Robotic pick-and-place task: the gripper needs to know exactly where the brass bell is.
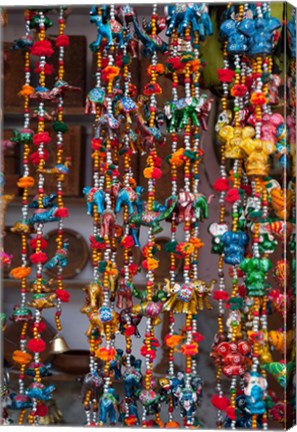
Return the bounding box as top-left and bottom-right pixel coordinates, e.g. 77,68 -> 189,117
49,334 -> 70,354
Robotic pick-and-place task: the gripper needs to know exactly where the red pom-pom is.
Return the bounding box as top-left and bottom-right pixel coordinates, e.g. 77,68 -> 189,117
56,289 -> 70,302
231,84 -> 247,97
192,331 -> 204,342
217,69 -> 235,83
226,406 -> 237,420
128,263 -> 139,276
121,235 -> 135,249
27,338 -> 46,353
29,150 -> 49,165
89,236 -> 106,250
140,346 -> 156,360
213,290 -> 229,301
31,40 -> 54,57
124,325 -> 136,336
30,236 -> 48,250
213,178 -> 230,192
30,252 -> 48,264
152,155 -> 162,167
240,184 -> 252,195
91,138 -> 103,151
31,321 -> 47,333
225,188 -> 240,203
55,34 -> 70,47
35,403 -> 48,417
151,167 -> 162,179
34,62 -> 54,75
33,132 -> 51,146
55,207 -> 69,218
238,285 -> 246,297
211,395 -> 230,410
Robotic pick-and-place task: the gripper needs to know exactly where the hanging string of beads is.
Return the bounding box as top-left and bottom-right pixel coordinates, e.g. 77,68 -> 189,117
9,8 -> 34,425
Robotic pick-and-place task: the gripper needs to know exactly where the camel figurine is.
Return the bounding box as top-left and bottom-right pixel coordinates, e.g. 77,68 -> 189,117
83,281 -> 104,309
163,278 -> 216,313
81,305 -> 118,338
38,158 -> 71,181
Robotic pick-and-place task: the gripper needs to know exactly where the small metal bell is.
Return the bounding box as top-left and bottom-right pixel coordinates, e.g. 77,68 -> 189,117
49,334 -> 70,354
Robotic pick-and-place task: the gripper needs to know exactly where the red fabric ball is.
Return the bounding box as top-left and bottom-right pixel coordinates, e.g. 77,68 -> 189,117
231,84 -> 247,97
121,235 -> 135,249
29,150 -> 49,165
213,290 -> 229,301
124,325 -> 135,337
128,263 -> 139,276
55,34 -> 70,47
28,338 -> 46,353
31,321 -> 47,334
34,62 -> 54,75
35,403 -> 48,417
33,132 -> 51,146
217,69 -> 235,83
211,395 -> 230,410
31,40 -> 54,57
30,252 -> 48,264
225,188 -> 240,203
56,289 -> 70,303
151,167 -> 162,179
213,178 -> 230,192
140,346 -> 156,360
30,237 -> 48,250
226,406 -> 237,421
55,207 -> 69,218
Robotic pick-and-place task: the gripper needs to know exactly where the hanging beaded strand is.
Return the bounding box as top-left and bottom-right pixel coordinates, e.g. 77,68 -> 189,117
27,10 -> 54,425
140,4 -> 160,426
53,6 -> 70,339
167,27 -> 179,427
211,17 -> 231,428
12,9 -> 33,425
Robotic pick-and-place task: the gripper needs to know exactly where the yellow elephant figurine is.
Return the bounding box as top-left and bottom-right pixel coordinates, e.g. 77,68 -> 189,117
219,125 -> 255,159
239,138 -> 276,177
269,329 -> 294,353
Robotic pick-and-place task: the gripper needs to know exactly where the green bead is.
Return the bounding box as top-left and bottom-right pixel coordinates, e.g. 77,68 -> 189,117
234,107 -> 239,112
232,213 -> 239,218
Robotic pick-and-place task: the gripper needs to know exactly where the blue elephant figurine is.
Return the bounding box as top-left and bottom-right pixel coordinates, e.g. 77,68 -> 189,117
238,17 -> 281,56
244,372 -> 267,415
83,186 -> 105,215
220,19 -> 249,55
10,393 -> 32,410
123,359 -> 142,398
109,348 -> 124,380
99,388 -> 119,425
25,362 -> 52,377
221,230 -> 249,265
114,185 -> 140,215
177,388 -> 198,425
29,206 -> 61,225
118,396 -> 140,425
166,4 -> 213,40
25,383 -> 55,401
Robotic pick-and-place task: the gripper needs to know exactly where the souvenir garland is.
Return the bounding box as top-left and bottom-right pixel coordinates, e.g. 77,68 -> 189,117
3,3 -> 296,429
8,7 -> 73,424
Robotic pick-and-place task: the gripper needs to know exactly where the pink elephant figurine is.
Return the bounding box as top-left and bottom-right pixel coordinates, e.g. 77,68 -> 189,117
100,209 -> 116,238
248,112 -> 284,144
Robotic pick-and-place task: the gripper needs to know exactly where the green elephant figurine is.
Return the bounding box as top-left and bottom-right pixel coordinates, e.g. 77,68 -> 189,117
165,95 -> 210,133
240,257 -> 272,296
